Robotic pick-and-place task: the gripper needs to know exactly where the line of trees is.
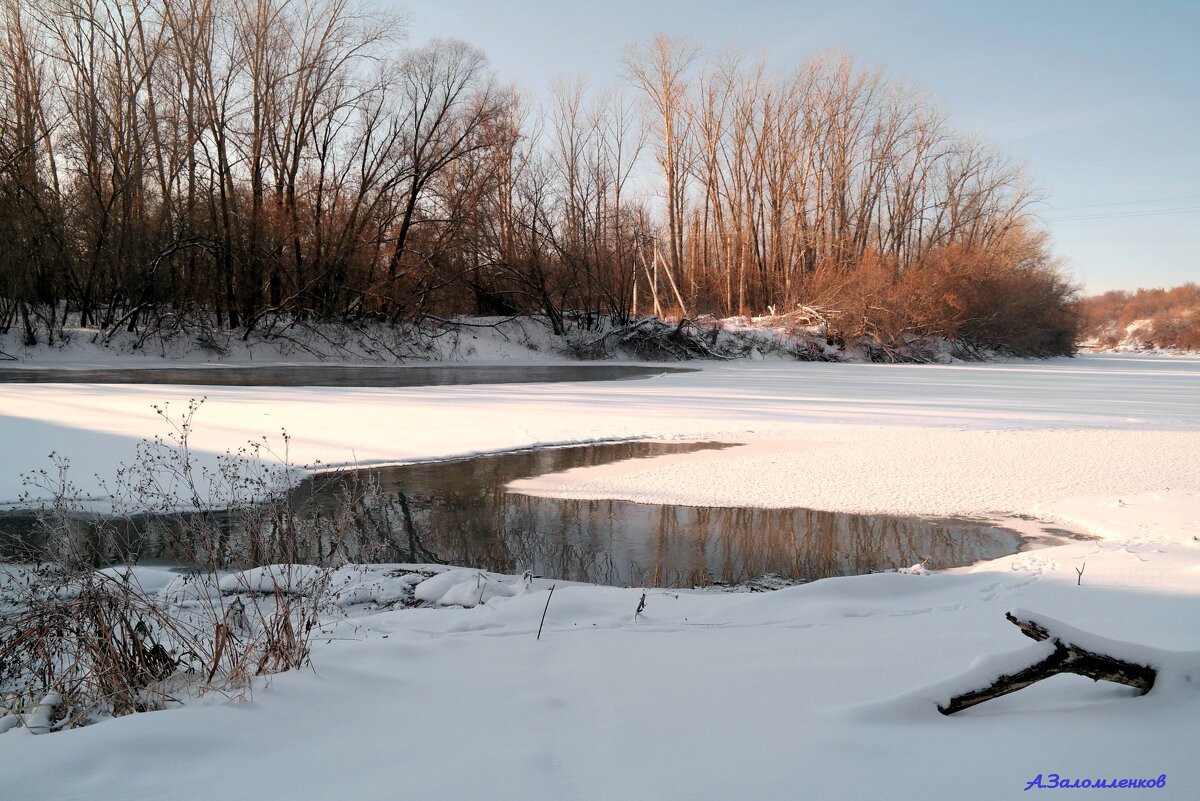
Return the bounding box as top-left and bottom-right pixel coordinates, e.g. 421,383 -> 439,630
0,0 -> 1079,355
1080,283 -> 1200,350
624,37 -> 1077,353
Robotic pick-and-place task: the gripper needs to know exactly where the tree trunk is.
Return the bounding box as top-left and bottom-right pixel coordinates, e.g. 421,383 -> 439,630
938,612 -> 1157,715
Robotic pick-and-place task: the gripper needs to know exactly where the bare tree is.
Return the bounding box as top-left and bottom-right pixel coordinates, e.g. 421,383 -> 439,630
624,34 -> 698,297
0,6 -> 1077,357
382,38 -> 504,316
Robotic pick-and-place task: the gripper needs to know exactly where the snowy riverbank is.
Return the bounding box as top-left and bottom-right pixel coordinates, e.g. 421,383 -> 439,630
1,352 -> 1198,799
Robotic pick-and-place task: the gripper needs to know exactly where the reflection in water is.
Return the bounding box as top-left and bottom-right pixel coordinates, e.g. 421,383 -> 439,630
0,364 -> 689,387
2,441 -> 1024,587
297,442 -> 1023,587
376,497 -> 1020,588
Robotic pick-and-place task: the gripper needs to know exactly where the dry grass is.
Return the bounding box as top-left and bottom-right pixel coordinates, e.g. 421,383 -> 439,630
0,400 -> 379,733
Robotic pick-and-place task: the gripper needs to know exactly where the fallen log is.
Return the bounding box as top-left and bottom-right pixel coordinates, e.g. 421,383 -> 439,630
937,611 -> 1157,715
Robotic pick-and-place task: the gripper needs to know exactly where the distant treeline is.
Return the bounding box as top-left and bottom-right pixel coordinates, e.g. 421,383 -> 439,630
0,0 -> 1077,355
1080,283 -> 1200,350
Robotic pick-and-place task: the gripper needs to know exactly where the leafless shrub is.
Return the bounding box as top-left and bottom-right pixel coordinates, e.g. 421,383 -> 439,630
1079,283 -> 1200,351
1,400 -> 381,733
0,567 -> 183,729
796,236 -> 1079,358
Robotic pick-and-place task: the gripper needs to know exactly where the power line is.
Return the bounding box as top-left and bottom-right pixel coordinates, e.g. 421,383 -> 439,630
1044,205 -> 1200,222
1046,193 -> 1200,212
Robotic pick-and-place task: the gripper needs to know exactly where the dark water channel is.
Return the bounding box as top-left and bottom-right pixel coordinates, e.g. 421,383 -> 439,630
305,442 -> 1025,586
0,441 -> 1028,588
0,364 -> 689,387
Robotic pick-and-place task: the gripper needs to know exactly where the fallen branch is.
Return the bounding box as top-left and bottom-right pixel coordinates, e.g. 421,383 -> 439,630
937,611 -> 1157,715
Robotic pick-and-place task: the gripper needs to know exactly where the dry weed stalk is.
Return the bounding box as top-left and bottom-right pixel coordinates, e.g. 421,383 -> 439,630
1,400 -> 379,733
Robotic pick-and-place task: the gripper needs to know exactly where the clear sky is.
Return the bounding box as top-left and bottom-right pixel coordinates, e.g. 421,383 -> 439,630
395,0 -> 1198,295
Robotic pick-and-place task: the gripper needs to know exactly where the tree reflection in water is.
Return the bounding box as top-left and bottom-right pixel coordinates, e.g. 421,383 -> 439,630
2,441 -> 1024,587
298,442 -> 1023,587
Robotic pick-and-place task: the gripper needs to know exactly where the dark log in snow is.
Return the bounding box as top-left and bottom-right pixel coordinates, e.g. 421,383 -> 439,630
937,611 -> 1157,715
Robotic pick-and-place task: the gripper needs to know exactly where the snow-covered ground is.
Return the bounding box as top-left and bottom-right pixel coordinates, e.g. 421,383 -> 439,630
1,351 -> 1198,799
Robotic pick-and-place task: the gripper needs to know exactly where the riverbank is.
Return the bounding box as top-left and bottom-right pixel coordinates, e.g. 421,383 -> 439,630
0,314 -> 824,367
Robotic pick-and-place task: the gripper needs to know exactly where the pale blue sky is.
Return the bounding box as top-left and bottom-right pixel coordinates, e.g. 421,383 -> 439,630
398,0 -> 1198,294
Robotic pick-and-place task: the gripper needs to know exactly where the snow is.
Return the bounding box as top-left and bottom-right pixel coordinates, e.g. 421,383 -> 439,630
324,568 -> 425,608
216,564 -> 326,595
412,568 -> 533,607
426,572 -> 528,607
0,316 -> 579,369
1,349 -> 1199,799
3,354 -> 1197,515
4,565 -> 1199,799
920,638 -> 1061,708
1002,608 -> 1192,670
914,608 -> 1200,711
158,573 -> 222,606
96,564 -> 181,594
